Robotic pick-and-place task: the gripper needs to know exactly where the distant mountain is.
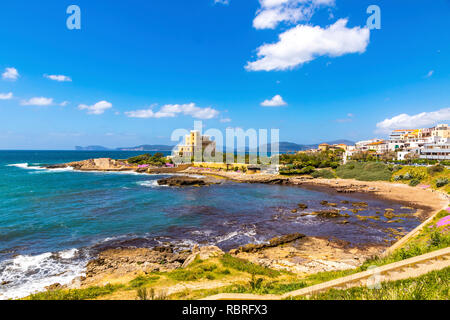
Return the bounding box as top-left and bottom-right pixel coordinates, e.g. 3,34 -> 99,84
76,140 -> 355,153
75,145 -> 175,152
75,146 -> 112,151
324,139 -> 355,146
115,145 -> 175,151
246,142 -> 313,153
259,140 -> 355,153
262,142 -> 314,153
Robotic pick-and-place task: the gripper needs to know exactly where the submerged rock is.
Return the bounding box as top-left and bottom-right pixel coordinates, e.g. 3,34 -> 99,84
297,203 -> 308,210
45,164 -> 68,169
352,202 -> 368,207
311,210 -> 349,218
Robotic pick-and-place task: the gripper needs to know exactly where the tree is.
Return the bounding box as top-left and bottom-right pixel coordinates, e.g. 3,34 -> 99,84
404,152 -> 419,164
379,151 -> 396,162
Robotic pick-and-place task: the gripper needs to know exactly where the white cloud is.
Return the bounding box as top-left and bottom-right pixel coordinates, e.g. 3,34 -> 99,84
214,0 -> 229,4
220,118 -> 232,123
44,74 -> 72,82
253,0 -> 335,30
2,67 -> 19,81
125,103 -> 219,120
21,97 -> 54,106
246,19 -> 370,71
425,70 -> 434,78
78,101 -> 112,115
0,92 -> 13,100
376,108 -> 450,134
60,101 -> 69,107
261,94 -> 287,107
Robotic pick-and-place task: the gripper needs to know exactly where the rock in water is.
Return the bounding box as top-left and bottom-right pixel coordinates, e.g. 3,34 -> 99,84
233,233 -> 305,253
297,203 -> 308,210
157,176 -> 210,187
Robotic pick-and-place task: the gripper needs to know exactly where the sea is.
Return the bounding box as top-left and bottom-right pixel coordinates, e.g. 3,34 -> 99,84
0,150 -> 420,299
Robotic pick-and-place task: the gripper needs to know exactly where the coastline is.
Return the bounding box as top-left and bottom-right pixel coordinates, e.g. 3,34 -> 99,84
8,159 -> 447,299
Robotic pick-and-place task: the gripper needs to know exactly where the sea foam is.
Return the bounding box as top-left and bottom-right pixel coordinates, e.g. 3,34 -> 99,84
0,249 -> 87,300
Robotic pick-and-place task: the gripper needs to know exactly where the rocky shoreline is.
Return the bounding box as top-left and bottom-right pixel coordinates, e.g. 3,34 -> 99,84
70,232 -> 384,291
39,158 -> 448,294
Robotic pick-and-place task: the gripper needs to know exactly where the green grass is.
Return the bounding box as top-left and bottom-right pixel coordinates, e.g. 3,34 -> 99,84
311,169 -> 336,179
129,275 -> 160,288
25,284 -> 124,300
220,254 -> 281,278
336,161 -> 392,181
295,267 -> 449,300
166,262 -> 222,281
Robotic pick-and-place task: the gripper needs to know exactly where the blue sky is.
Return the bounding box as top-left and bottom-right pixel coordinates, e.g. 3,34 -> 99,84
0,0 -> 449,149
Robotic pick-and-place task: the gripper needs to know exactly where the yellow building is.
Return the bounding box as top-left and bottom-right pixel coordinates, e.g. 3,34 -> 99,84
318,143 -> 330,152
432,124 -> 450,138
334,144 -> 348,151
175,130 -> 216,157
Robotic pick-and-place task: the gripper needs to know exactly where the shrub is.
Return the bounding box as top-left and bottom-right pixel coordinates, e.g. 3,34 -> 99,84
127,153 -> 167,166
129,275 -> 160,288
436,178 -> 449,188
280,166 -> 316,176
249,274 -> 264,291
409,179 -> 420,187
427,165 -> 444,175
311,169 -> 336,179
136,288 -> 168,300
336,162 -> 392,181
299,166 -> 315,175
220,254 -> 280,277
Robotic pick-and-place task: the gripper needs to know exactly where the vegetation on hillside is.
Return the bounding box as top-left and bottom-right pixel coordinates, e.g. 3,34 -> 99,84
311,169 -> 337,179
392,164 -> 450,192
296,267 -> 449,300
127,153 -> 171,166
24,208 -> 449,300
279,151 -> 342,175
335,161 -> 393,181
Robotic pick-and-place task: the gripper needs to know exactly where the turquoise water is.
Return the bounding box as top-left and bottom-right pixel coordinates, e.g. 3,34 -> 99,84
0,151 -> 419,299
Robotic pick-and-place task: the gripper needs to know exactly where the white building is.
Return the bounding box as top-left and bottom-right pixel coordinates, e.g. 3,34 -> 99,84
419,137 -> 450,160
355,139 -> 384,151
